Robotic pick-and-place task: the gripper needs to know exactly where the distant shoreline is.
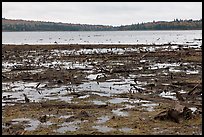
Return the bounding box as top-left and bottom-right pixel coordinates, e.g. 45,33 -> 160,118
2,18 -> 202,31
2,29 -> 202,32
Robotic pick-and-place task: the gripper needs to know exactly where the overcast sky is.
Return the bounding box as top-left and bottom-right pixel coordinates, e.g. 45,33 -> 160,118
2,2 -> 202,26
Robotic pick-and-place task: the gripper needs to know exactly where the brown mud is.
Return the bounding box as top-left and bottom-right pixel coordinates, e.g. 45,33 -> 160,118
2,44 -> 202,135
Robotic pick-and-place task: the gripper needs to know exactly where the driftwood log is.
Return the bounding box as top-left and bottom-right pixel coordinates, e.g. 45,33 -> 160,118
154,103 -> 194,123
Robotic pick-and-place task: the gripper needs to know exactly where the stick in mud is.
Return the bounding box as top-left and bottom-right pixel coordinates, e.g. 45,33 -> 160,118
23,94 -> 30,103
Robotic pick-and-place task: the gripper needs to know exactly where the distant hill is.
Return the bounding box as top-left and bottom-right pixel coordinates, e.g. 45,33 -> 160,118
2,18 -> 202,31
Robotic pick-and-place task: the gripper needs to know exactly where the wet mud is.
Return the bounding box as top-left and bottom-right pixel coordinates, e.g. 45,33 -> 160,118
2,43 -> 202,135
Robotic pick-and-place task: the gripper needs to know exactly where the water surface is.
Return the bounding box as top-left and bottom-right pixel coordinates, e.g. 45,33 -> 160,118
2,30 -> 202,45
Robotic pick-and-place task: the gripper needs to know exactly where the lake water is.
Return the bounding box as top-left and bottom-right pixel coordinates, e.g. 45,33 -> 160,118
2,30 -> 202,45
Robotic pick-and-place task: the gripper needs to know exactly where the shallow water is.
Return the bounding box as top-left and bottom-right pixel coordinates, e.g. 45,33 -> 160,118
92,100 -> 107,105
56,120 -> 82,133
112,108 -> 129,117
108,97 -> 129,104
11,118 -> 53,131
159,91 -> 176,100
2,32 -> 202,136
119,127 -> 133,133
95,116 -> 110,124
2,81 -> 74,105
92,125 -> 115,133
141,103 -> 159,111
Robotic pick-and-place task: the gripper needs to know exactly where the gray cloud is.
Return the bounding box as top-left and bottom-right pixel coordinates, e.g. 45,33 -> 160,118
2,2 -> 202,26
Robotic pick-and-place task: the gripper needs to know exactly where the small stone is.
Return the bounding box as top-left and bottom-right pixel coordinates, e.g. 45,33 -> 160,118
57,79 -> 63,84
39,115 -> 47,123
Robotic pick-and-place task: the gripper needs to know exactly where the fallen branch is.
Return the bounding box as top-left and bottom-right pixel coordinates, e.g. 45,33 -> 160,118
188,82 -> 201,95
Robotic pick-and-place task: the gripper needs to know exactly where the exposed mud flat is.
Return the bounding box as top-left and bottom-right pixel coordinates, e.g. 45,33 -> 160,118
2,43 -> 202,135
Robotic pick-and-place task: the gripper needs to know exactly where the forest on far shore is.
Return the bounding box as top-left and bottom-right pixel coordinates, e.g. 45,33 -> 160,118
2,18 -> 202,31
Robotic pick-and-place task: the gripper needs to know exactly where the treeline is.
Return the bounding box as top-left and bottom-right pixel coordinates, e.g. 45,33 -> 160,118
2,18 -> 114,31
2,18 -> 202,31
117,19 -> 202,30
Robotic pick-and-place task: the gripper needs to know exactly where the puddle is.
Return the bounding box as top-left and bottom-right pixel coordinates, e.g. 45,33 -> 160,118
169,68 -> 182,73
136,73 -> 156,77
95,116 -> 110,124
56,125 -> 78,133
178,90 -> 187,94
189,107 -> 197,113
56,120 -> 82,133
186,70 -> 199,74
92,92 -> 112,97
112,108 -> 129,117
108,97 -> 129,104
159,91 -> 176,100
86,73 -> 104,80
78,80 -> 131,94
169,68 -> 199,75
127,99 -> 150,104
26,120 -> 53,131
140,59 -> 148,63
59,115 -> 74,119
92,100 -> 107,105
152,127 -> 170,134
92,125 -> 115,133
141,103 -> 159,111
149,63 -> 180,70
11,118 -> 31,125
10,118 -> 53,131
78,95 -> 90,99
124,104 -> 135,109
119,127 -> 133,133
2,81 -> 74,104
170,45 -> 179,50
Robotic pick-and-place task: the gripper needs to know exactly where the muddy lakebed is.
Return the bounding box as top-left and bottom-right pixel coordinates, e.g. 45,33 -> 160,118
2,43 -> 202,135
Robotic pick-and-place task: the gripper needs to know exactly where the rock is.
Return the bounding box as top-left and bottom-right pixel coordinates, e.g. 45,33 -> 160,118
65,116 -> 76,122
154,110 -> 168,121
57,79 -> 63,84
167,109 -> 180,123
174,102 -> 185,113
175,91 -> 185,101
182,107 -> 193,120
77,110 -> 90,118
39,115 -> 47,123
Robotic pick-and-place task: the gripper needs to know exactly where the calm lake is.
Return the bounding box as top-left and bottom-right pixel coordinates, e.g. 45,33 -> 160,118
2,30 -> 202,45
